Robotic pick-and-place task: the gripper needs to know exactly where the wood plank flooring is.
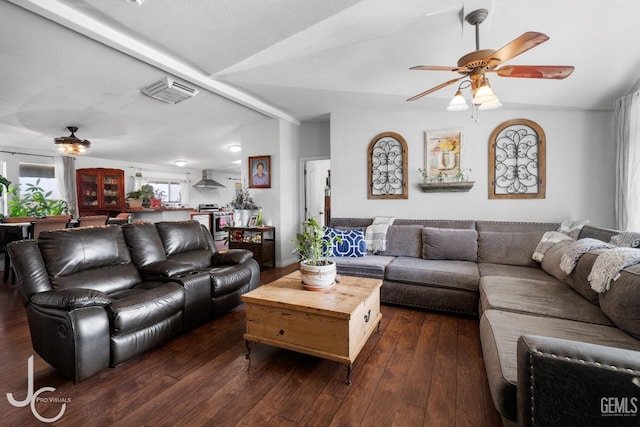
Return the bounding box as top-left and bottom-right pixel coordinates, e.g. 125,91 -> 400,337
0,264 -> 502,426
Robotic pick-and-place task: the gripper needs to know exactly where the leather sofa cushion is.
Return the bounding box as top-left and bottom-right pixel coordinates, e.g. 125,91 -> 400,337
122,223 -> 167,267
378,225 -> 423,258
156,221 -> 209,256
480,309 -> 640,421
140,260 -> 194,277
212,249 -> 253,265
385,257 -> 479,292
168,249 -> 214,270
109,281 -> 184,335
478,231 -> 545,267
51,264 -> 142,294
422,227 -> 478,262
208,264 -> 253,297
330,255 -> 395,279
39,226 -> 132,277
479,276 -> 612,325
599,263 -> 640,339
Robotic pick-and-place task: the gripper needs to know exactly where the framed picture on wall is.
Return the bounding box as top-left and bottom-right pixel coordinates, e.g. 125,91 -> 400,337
424,128 -> 463,180
248,155 -> 271,188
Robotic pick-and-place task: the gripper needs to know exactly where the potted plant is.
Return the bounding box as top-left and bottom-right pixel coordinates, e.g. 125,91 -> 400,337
292,218 -> 341,290
5,179 -> 68,221
126,185 -> 155,208
229,184 -> 260,226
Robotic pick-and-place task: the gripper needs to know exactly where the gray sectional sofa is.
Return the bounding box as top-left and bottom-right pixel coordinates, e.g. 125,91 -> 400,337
329,218 -> 640,426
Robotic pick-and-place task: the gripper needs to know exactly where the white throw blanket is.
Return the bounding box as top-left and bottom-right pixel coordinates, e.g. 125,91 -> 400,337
365,216 -> 394,253
559,238 -> 615,274
588,247 -> 640,293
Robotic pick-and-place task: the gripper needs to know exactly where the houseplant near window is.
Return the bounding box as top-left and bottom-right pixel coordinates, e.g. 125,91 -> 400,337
293,218 -> 341,290
5,179 -> 68,220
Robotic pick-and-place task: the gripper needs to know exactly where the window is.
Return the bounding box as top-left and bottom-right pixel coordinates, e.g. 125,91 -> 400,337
145,180 -> 182,203
19,163 -> 61,199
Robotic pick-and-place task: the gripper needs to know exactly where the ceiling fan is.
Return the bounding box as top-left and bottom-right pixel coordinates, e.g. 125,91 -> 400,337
407,9 -> 574,109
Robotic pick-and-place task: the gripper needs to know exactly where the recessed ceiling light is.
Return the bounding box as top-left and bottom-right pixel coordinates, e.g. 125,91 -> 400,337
227,144 -> 241,153
232,160 -> 241,165
174,160 -> 187,167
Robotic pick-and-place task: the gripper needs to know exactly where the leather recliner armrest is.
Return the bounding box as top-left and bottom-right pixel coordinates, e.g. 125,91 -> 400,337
212,249 -> 254,265
517,335 -> 640,427
139,260 -> 194,277
30,288 -> 111,310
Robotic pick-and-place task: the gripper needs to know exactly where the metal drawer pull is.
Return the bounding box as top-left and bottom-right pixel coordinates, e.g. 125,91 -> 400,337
364,309 -> 371,323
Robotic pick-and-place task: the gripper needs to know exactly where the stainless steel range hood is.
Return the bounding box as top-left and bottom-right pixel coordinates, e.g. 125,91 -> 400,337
193,170 -> 225,189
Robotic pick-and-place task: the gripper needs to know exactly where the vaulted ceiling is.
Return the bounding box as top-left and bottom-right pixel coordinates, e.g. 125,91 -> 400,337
1,0 -> 638,171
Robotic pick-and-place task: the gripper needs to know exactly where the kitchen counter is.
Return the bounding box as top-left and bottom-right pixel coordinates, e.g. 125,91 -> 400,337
125,207 -> 194,222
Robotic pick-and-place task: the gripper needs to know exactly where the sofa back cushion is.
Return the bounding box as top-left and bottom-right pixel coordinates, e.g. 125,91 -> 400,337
122,222 -> 167,267
38,226 -> 141,294
477,231 -> 546,267
568,252 -> 601,305
599,264 -> 640,339
379,225 -> 423,258
156,220 -> 210,256
540,240 -> 573,282
422,227 -> 478,262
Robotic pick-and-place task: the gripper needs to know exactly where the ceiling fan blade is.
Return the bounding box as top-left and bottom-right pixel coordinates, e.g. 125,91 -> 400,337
410,65 -> 471,73
407,77 -> 465,102
485,32 -> 549,68
496,65 -> 575,79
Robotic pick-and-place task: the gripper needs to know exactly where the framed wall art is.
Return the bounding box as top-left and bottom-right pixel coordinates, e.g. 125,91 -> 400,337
488,119 -> 546,199
367,132 -> 408,199
424,128 -> 463,180
248,155 -> 271,188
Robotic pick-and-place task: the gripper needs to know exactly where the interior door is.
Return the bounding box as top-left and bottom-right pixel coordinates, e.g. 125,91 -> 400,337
305,159 -> 330,224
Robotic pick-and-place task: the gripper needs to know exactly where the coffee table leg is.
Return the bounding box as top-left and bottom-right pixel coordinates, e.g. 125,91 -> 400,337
245,340 -> 252,360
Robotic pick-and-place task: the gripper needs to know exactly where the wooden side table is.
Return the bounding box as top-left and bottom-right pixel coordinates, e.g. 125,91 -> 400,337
228,226 -> 276,269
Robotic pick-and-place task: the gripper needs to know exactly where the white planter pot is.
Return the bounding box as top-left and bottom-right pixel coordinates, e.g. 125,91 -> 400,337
300,260 -> 337,290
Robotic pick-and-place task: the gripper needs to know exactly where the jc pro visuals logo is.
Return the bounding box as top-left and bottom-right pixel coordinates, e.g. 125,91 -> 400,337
6,356 -> 70,423
601,396 -> 639,417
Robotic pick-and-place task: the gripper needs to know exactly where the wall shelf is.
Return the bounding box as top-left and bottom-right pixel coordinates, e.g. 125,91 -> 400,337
418,181 -> 475,193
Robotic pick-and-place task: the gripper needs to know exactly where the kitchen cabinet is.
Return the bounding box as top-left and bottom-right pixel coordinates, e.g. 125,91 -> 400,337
228,226 -> 276,269
76,168 -> 125,216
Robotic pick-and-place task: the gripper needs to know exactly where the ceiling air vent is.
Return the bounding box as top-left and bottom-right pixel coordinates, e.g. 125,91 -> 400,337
141,77 -> 200,104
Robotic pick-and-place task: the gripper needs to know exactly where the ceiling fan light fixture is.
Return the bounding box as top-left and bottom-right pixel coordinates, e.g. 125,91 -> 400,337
54,126 -> 91,156
478,96 -> 503,110
472,80 -> 497,105
446,90 -> 469,111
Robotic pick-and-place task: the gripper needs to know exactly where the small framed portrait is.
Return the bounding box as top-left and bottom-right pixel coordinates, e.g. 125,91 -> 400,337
248,215 -> 258,227
248,155 -> 271,188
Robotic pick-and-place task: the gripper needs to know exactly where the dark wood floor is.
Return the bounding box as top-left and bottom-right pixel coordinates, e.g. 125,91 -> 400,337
0,264 -> 502,426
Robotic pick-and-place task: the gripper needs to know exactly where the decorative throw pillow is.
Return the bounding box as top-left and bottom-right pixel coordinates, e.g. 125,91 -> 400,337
557,219 -> 589,239
610,231 -> 640,248
324,227 -> 366,257
532,231 -> 574,262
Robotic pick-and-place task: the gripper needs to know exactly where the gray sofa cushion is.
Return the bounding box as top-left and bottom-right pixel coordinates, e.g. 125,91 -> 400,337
540,240 -> 573,282
478,263 -> 557,283
422,227 -> 477,262
379,225 -> 423,258
385,256 -> 479,292
478,231 -> 545,267
480,309 -> 640,421
480,276 -> 613,325
599,264 -> 640,339
568,252 -> 601,305
330,255 -> 394,279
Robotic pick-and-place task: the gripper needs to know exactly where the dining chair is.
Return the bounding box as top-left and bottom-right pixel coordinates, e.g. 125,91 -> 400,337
77,215 -> 108,227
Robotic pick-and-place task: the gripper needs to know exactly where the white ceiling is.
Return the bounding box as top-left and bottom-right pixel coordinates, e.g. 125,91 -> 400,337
1,0 -> 639,171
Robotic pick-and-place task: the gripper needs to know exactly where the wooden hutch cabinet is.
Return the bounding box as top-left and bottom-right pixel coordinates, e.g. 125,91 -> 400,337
228,226 -> 276,269
76,168 -> 125,216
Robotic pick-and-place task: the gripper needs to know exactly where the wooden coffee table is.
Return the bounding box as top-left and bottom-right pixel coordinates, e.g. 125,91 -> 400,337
241,271 -> 382,384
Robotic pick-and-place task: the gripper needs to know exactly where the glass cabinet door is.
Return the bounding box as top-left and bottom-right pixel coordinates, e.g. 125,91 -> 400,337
103,171 -> 122,208
79,172 -> 99,207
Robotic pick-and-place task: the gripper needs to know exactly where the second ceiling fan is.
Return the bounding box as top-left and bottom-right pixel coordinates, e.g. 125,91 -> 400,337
407,9 -> 574,108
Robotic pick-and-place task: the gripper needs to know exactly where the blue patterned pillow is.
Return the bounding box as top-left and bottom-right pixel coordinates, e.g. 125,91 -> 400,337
324,227 -> 367,257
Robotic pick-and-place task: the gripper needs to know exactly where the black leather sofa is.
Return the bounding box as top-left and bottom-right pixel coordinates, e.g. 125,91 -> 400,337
7,220 -> 259,383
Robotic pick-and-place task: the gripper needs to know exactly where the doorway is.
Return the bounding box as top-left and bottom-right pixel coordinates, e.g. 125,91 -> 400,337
303,159 -> 330,226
